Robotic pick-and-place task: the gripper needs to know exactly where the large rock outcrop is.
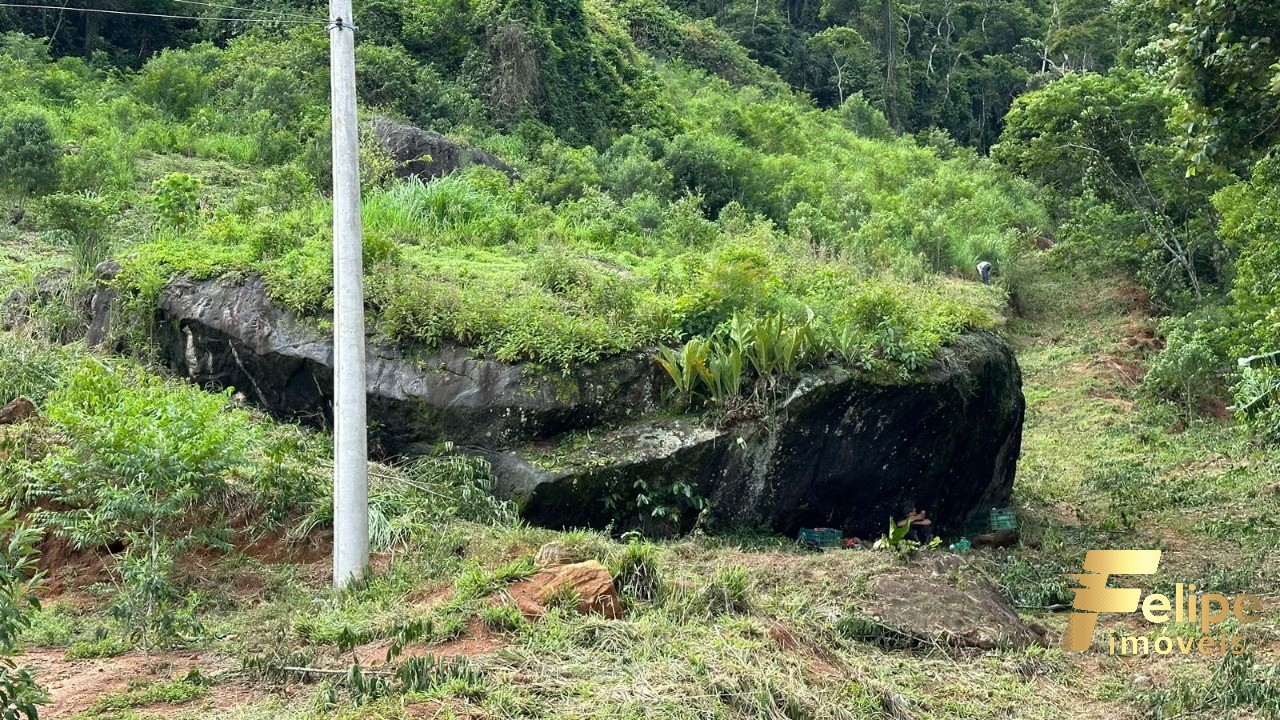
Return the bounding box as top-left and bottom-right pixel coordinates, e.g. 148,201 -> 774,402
133,275 -> 1021,537
494,333 -> 1023,537
151,275 -> 663,451
369,118 -> 517,182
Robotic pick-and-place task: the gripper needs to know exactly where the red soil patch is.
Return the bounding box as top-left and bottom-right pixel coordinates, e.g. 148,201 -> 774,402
36,536 -> 111,598
241,527 -> 332,565
17,647 -> 252,719
1120,323 -> 1164,354
429,621 -> 504,660
36,525 -> 334,600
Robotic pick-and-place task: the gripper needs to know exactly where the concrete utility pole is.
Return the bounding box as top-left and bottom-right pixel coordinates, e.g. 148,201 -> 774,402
328,0 -> 369,589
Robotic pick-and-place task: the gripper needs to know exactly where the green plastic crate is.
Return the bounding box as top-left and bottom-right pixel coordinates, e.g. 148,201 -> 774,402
989,508 -> 1018,531
798,527 -> 843,548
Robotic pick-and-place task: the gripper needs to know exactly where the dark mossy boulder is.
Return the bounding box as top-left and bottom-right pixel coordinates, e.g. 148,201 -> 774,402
488,419 -> 729,533
708,331 -> 1024,537
495,331 -> 1023,538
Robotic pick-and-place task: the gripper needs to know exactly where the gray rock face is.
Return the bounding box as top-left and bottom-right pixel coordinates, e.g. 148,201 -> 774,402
141,275 -> 1022,537
370,117 -> 517,182
84,259 -> 120,348
152,276 -> 662,450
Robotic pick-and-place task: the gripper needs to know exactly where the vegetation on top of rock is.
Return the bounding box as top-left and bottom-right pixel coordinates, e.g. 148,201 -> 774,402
0,25 -> 1033,370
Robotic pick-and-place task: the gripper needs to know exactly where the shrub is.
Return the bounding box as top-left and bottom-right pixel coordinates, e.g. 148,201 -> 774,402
28,359 -> 262,648
0,334 -> 68,406
837,93 -> 894,140
135,45 -> 218,119
0,110 -> 60,202
664,132 -> 760,217
0,509 -> 42,720
1233,366 -> 1280,443
39,191 -> 117,274
152,173 -> 202,230
60,137 -> 134,195
1143,329 -> 1222,418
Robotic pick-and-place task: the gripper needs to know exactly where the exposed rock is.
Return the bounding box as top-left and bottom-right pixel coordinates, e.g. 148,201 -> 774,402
139,274 -> 1023,538
370,117 -> 517,182
492,419 -> 728,532
83,259 -> 120,348
508,561 -> 623,619
150,275 -> 663,449
498,333 -> 1024,538
856,555 -> 1043,650
533,541 -> 586,568
0,396 -> 36,425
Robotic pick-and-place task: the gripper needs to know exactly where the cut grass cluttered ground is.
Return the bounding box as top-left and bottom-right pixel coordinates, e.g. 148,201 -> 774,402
13,263 -> 1280,719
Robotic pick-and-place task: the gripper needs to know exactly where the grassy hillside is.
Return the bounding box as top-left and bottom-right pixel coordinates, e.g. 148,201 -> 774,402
4,0 -> 1280,716
4,264 -> 1279,719
0,21 -> 1040,372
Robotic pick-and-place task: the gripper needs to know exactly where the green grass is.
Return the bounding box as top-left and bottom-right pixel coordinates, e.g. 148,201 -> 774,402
0,33 -> 1036,375
86,677 -> 209,714
5,253 -> 1280,720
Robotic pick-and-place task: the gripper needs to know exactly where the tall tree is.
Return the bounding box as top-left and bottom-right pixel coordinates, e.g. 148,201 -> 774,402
1162,0 -> 1280,170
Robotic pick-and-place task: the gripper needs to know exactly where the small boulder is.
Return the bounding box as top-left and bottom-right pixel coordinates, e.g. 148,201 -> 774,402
509,560 -> 623,620
369,117 -> 517,182
533,541 -> 586,568
856,554 -> 1043,650
0,396 -> 36,425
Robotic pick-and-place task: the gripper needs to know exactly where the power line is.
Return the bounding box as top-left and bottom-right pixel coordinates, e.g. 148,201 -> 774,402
167,0 -> 318,23
0,2 -> 324,24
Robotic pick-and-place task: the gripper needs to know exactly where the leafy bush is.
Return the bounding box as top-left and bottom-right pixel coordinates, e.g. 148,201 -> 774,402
18,359 -> 263,647
0,110 -> 60,202
837,93 -> 894,140
1143,323 -> 1224,418
1216,156 -> 1280,357
0,334 -> 68,406
0,509 -> 43,720
1233,366 -> 1280,443
152,173 -> 202,230
135,45 -> 218,119
39,191 -> 117,274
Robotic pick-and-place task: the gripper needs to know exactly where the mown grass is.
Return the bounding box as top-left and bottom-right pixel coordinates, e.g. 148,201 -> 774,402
6,226 -> 1280,719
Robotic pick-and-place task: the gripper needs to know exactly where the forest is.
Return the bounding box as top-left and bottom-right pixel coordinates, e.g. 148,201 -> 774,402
0,0 -> 1279,717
